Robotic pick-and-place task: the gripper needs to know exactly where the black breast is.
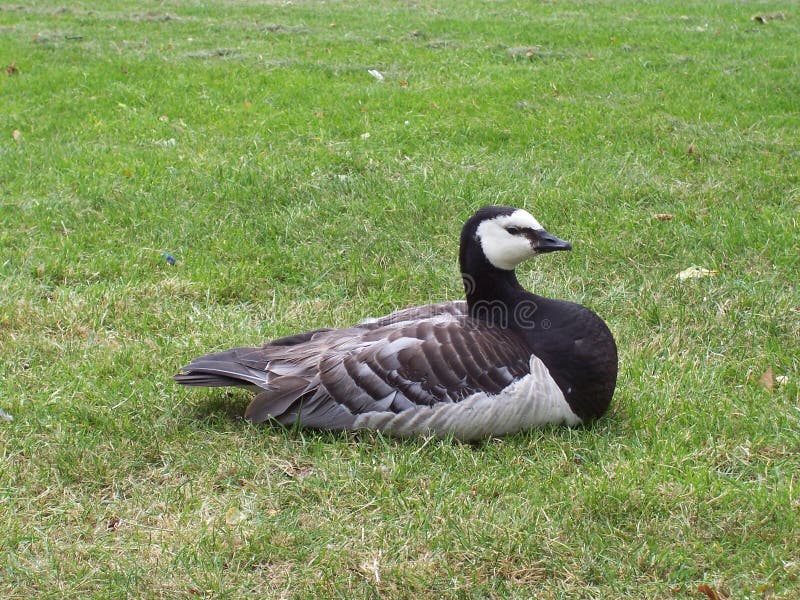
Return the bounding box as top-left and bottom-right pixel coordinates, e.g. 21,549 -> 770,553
522,296 -> 618,422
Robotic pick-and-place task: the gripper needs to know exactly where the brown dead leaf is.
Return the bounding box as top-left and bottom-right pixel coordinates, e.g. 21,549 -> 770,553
6,62 -> 19,76
759,367 -> 775,391
653,213 -> 674,221
697,584 -> 723,600
107,516 -> 121,531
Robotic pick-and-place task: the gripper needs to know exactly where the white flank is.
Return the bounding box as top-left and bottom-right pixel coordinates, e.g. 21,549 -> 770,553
352,354 -> 580,440
477,209 -> 544,270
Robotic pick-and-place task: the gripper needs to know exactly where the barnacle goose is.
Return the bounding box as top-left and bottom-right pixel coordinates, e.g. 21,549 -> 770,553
174,206 -> 617,440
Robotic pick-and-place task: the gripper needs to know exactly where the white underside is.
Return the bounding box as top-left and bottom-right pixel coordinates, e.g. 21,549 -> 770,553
352,354 -> 580,440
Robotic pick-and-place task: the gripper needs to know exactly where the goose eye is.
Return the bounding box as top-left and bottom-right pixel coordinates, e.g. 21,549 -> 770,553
506,226 -> 522,235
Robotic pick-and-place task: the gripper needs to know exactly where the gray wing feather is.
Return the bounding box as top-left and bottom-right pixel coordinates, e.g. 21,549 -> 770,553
173,349 -> 269,388
174,302 -> 533,431
244,375 -> 316,423
356,300 -> 467,328
312,315 -> 531,416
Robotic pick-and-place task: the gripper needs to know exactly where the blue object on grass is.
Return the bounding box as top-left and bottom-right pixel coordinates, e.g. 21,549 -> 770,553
162,252 -> 177,265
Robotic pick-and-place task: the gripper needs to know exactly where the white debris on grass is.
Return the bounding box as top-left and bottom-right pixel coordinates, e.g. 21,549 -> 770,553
676,266 -> 718,280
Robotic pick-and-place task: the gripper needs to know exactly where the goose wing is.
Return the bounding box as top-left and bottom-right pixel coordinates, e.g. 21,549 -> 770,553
175,309 -> 545,436
321,314 -> 529,410
356,300 -> 467,328
240,313 -> 535,430
173,303 -> 468,392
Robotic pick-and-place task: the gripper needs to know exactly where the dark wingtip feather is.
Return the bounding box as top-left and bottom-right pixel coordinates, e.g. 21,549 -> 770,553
243,376 -> 313,423
173,372 -> 249,387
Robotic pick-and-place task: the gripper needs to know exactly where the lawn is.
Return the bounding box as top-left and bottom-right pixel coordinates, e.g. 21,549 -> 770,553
1,0 -> 799,597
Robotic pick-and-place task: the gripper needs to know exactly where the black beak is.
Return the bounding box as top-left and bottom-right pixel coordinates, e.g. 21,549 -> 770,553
533,229 -> 572,253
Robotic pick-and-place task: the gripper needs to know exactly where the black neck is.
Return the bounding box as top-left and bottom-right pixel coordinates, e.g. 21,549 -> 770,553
460,234 -> 530,327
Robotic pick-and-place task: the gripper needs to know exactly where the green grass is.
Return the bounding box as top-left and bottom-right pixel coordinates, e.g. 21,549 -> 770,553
1,0 -> 799,597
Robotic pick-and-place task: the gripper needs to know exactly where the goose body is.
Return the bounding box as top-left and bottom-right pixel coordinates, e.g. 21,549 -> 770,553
175,206 -> 617,440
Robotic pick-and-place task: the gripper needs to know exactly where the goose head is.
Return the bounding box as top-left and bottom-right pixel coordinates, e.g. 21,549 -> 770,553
460,206 -> 571,275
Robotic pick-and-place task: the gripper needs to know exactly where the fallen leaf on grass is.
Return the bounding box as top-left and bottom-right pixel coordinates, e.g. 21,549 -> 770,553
653,213 -> 674,221
676,266 -> 718,280
758,369 -> 789,389
6,62 -> 19,76
759,367 -> 775,390
12,129 -> 22,143
697,584 -> 722,600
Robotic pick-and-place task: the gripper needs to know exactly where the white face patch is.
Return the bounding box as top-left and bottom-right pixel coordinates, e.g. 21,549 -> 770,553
476,209 -> 545,270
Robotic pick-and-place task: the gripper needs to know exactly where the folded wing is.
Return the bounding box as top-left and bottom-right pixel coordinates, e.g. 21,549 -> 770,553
174,307 -> 534,434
